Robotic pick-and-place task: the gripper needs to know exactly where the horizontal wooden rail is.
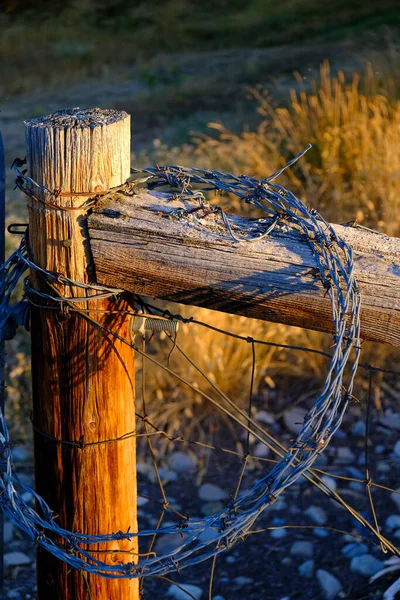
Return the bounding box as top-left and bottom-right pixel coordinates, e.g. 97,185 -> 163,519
88,189 -> 400,347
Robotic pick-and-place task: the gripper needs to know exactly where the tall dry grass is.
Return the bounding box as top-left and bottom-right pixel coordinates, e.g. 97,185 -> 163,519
138,306 -> 330,450
138,62 -> 400,445
148,61 -> 400,235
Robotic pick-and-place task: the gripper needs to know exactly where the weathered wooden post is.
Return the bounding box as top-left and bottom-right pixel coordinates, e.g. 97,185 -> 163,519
25,109 -> 139,599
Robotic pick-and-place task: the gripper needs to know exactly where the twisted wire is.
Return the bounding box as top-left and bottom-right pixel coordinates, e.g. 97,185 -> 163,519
0,151 -> 371,579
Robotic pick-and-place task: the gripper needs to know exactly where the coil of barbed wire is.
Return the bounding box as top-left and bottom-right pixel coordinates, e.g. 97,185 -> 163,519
0,149 -> 367,578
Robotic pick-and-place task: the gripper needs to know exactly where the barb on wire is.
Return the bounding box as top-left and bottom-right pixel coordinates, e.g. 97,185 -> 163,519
0,150 -> 374,580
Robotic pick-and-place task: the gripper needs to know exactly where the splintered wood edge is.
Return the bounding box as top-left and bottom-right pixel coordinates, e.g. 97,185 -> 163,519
88,189 -> 400,347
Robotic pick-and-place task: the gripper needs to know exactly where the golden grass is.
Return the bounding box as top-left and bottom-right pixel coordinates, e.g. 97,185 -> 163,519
148,61 -> 400,235
137,62 -> 400,446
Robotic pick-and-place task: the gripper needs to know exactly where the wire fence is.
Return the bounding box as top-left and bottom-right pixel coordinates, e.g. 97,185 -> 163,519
1,150 -> 400,598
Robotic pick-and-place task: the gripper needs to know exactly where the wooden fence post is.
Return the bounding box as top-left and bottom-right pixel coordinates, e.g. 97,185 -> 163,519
25,109 -> 139,600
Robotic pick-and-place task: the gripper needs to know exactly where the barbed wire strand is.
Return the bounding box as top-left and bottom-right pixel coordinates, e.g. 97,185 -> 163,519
1,150 -> 399,588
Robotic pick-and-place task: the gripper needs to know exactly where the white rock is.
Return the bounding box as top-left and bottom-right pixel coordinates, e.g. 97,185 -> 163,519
299,559 -> 315,578
317,569 -> 343,599
283,407 -> 305,435
305,505 -> 328,526
352,420 -> 366,436
321,475 -> 337,492
168,452 -> 197,474
254,442 -> 270,458
167,583 -> 203,600
380,412 -> 400,431
270,528 -> 287,539
290,540 -> 313,558
21,492 -> 33,504
137,496 -> 149,507
4,552 -> 32,566
198,483 -> 228,502
350,554 -> 384,576
314,528 -> 329,538
341,542 -> 368,558
255,410 -> 275,425
11,447 -> 31,462
386,515 -> 400,530
391,489 -> 400,511
234,576 -> 253,586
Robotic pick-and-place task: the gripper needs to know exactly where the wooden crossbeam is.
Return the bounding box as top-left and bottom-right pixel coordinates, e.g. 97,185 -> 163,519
88,189 -> 400,347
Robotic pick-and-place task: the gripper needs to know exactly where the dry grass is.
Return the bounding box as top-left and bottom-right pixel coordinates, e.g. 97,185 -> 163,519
5,60 -> 400,447
136,62 -> 400,445
148,61 -> 400,235
137,305 -> 332,451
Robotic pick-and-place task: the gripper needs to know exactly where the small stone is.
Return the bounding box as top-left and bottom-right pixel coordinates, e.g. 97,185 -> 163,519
283,407 -> 305,435
213,596 -> 226,600
299,559 -> 315,578
137,496 -> 149,507
167,584 -> 203,600
313,528 -> 329,538
270,529 -> 287,539
349,481 -> 364,493
391,490 -> 400,511
158,468 -> 178,482
335,447 -> 355,464
290,541 -> 313,558
21,492 -> 33,504
317,569 -> 343,599
350,554 -> 384,576
198,483 -> 228,502
225,556 -> 235,564
393,529 -> 400,539
394,441 -> 400,457
168,452 -> 197,474
11,447 -> 31,462
254,442 -> 270,458
352,420 -> 366,436
346,466 -> 363,479
4,552 -> 32,566
305,505 -> 328,526
377,461 -> 390,473
380,412 -> 400,431
234,576 -> 253,586
375,444 -> 385,454
255,410 -> 275,425
385,515 -> 400,530
341,542 -> 368,559
321,475 -> 337,492
7,592 -> 21,599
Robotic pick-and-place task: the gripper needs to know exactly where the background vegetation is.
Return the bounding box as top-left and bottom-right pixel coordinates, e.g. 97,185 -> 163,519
2,1 -> 400,441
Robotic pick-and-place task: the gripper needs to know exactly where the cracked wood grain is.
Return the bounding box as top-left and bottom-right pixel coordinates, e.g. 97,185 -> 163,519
88,189 -> 400,347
